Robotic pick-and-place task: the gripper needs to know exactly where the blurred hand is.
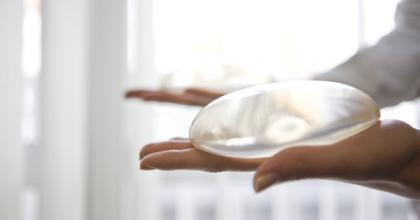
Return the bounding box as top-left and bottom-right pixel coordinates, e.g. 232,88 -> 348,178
139,120 -> 420,199
126,88 -> 224,107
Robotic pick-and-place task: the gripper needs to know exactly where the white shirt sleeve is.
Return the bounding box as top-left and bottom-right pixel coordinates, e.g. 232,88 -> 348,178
315,0 -> 420,108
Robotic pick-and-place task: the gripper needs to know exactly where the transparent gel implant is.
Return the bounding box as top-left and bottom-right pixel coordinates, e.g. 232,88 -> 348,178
189,81 -> 380,159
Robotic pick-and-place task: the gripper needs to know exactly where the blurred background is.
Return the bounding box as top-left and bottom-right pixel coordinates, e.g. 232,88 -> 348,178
1,0 -> 419,219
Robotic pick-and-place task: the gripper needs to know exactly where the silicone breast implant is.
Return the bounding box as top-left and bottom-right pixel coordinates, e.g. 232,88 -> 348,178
189,80 -> 380,158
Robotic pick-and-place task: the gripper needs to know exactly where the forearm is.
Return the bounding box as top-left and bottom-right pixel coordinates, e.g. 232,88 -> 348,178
315,32 -> 420,108
314,0 -> 420,108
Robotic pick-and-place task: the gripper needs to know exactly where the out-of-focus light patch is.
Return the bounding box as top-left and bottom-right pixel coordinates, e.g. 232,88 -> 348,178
22,6 -> 41,79
25,0 -> 41,8
127,0 -> 137,74
381,101 -> 419,129
23,187 -> 39,220
21,84 -> 37,145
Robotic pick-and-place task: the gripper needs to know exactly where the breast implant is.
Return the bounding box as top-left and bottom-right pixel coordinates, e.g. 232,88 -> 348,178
189,81 -> 380,158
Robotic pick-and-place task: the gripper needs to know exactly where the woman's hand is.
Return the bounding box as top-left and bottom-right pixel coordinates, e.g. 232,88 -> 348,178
139,138 -> 265,172
139,120 -> 420,199
126,88 -> 224,107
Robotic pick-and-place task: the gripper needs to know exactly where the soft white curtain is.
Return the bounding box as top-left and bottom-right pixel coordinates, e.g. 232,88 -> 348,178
40,0 -> 129,220
39,0 -> 158,219
40,0 -> 88,220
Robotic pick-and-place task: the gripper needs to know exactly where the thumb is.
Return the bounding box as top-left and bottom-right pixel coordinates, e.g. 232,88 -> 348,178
253,145 -> 350,193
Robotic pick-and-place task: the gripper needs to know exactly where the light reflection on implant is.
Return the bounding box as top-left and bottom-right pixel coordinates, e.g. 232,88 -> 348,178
189,81 -> 380,158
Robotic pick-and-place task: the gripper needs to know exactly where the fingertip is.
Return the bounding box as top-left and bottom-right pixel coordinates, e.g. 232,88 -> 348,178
139,150 -> 146,160
125,91 -> 132,98
139,160 -> 154,170
139,143 -> 156,159
140,151 -> 181,171
139,153 -> 157,170
125,90 -> 141,98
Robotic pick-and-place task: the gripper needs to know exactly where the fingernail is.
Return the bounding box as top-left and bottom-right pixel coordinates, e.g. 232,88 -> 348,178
254,173 -> 277,193
139,163 -> 153,170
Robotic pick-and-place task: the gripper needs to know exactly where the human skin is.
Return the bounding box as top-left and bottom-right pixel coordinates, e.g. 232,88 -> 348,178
125,88 -> 223,106
127,89 -> 420,199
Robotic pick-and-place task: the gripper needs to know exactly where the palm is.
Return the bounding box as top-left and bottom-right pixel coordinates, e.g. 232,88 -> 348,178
139,120 -> 420,199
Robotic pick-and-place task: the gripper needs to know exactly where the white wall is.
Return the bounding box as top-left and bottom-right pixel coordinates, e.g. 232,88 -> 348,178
0,0 -> 23,219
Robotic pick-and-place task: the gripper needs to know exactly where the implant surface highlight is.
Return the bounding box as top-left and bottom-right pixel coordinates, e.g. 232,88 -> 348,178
189,81 -> 380,158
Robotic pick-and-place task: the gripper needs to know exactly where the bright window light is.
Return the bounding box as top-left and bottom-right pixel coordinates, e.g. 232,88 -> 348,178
153,0 -> 361,88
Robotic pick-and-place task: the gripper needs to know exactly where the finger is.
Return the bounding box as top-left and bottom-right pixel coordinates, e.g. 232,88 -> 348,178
126,89 -> 214,106
140,148 -> 265,172
182,93 -> 215,106
137,90 -> 190,103
141,91 -> 210,106
253,145 -> 353,193
184,88 -> 224,99
125,90 -> 146,98
125,90 -> 189,104
139,139 -> 193,159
